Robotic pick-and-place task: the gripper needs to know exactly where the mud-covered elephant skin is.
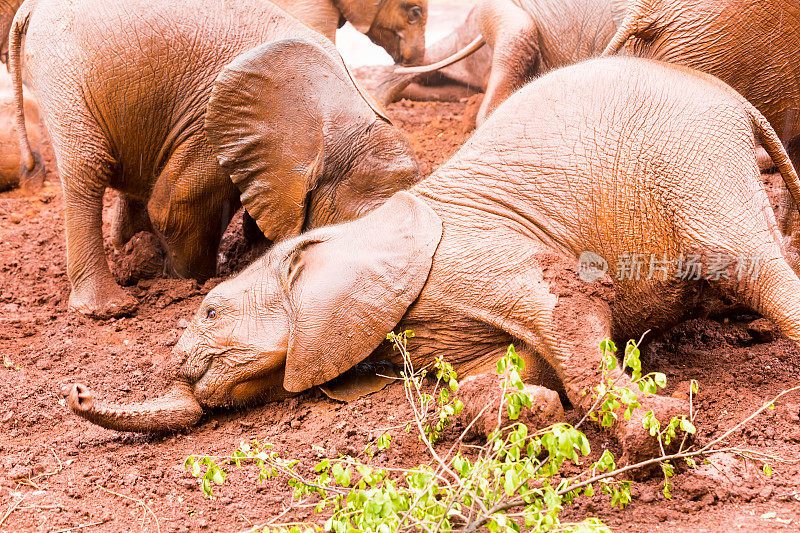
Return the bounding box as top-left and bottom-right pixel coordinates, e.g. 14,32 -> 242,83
272,0 -> 427,65
8,0 -> 420,319
66,58 -> 800,460
603,0 -> 800,170
375,0 -> 626,125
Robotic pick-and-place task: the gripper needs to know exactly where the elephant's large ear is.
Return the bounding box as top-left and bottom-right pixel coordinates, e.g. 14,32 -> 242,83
205,38 -> 383,241
281,192 -> 442,392
332,0 -> 380,33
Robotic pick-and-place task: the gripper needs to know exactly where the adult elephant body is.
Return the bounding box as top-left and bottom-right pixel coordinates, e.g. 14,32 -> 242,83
376,0 -> 626,125
10,0 -> 419,318
604,0 -> 800,163
68,58 -> 800,460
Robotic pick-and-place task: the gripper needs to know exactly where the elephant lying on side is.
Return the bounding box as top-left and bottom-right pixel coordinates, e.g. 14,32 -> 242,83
67,57 -> 800,459
603,0 -> 800,172
374,0 -> 626,125
9,0 -> 419,319
272,0 -> 427,65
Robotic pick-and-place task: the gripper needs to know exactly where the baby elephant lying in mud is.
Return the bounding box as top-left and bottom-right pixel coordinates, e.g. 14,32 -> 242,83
67,57 -> 800,460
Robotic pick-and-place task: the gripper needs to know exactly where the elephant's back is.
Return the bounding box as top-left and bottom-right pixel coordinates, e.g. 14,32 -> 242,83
23,0 -> 323,177
419,58 -> 764,260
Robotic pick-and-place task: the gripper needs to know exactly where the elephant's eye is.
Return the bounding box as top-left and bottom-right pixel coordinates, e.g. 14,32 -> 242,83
205,307 -> 217,320
408,5 -> 422,23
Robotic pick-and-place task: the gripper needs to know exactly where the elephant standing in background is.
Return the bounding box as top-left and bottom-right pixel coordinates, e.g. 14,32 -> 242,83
375,0 -> 626,125
603,0 -> 800,171
67,58 -> 800,462
8,0 -> 419,319
273,0 -> 427,65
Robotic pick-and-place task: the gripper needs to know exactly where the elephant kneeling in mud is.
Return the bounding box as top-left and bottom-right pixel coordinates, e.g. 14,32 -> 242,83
10,0 -> 419,320
67,58 -> 800,460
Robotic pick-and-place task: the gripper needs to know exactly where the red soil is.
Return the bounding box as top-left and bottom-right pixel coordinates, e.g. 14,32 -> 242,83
0,70 -> 798,532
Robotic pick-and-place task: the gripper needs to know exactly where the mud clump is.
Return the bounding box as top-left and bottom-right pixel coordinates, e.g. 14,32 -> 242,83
112,231 -> 165,286
458,373 -> 564,440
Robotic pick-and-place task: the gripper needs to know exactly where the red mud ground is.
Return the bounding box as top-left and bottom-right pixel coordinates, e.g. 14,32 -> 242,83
1,71 -> 800,532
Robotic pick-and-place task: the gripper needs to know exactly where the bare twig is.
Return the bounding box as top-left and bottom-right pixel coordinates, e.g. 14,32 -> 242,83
0,494 -> 27,528
49,520 -> 108,533
98,487 -> 160,533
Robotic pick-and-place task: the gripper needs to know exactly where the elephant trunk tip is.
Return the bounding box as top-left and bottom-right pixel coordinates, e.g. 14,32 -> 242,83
63,381 -> 204,434
66,382 -> 94,414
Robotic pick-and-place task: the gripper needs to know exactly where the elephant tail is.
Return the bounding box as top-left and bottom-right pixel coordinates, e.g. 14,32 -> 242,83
393,35 -> 485,75
747,104 -> 800,216
8,5 -> 40,184
602,0 -> 647,56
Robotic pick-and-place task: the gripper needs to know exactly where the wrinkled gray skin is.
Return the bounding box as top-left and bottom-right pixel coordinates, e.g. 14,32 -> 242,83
603,0 -> 800,240
67,58 -> 800,461
7,0 -> 419,319
375,0 -> 626,125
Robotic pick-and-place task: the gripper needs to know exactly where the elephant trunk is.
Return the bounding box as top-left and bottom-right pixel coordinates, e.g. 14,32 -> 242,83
67,381 -> 203,433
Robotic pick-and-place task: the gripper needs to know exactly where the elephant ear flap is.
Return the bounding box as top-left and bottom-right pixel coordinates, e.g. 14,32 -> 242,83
282,192 -> 442,392
205,39 -> 333,241
333,0 -> 380,33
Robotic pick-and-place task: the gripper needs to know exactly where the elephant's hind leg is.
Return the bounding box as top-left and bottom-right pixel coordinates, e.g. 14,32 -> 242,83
475,0 -> 539,126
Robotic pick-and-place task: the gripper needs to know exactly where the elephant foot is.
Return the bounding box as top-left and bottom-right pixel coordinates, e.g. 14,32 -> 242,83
458,373 -> 564,440
68,281 -> 139,319
615,394 -> 692,466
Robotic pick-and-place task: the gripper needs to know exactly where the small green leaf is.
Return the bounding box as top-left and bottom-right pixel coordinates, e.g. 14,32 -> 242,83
679,418 -> 696,434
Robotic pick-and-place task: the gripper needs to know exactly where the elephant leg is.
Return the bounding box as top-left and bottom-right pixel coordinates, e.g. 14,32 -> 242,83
149,138 -> 239,281
542,276 -> 689,462
786,136 -> 800,238
475,0 -> 539,126
110,194 -> 153,251
458,369 -> 564,440
56,143 -> 138,318
452,242 -> 687,460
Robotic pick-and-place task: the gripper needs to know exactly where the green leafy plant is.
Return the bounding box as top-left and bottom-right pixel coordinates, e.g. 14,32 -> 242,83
184,333 -> 798,532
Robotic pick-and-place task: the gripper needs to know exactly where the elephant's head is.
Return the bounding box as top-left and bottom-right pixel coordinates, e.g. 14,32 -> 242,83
205,38 -> 421,243
66,192 -> 442,432
0,0 -> 25,64
335,0 -> 427,65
